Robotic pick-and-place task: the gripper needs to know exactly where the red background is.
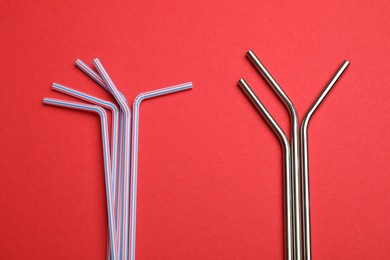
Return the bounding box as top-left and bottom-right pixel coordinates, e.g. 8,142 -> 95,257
1,0 -> 390,259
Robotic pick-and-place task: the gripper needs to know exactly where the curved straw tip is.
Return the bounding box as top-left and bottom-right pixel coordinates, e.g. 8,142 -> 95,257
42,97 -> 51,104
343,60 -> 350,66
238,79 -> 252,92
180,81 -> 193,89
246,50 -> 256,58
74,59 -> 85,68
75,59 -> 86,67
238,78 -> 247,86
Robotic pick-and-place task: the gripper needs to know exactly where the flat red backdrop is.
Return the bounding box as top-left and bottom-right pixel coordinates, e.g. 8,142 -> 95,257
1,0 -> 390,259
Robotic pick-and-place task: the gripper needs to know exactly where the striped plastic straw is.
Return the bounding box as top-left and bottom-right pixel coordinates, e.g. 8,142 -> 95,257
129,82 -> 192,260
51,83 -> 119,206
93,58 -> 132,260
43,98 -> 118,260
75,59 -> 128,102
72,58 -> 192,260
74,60 -> 126,257
51,83 -> 120,260
75,59 -> 111,93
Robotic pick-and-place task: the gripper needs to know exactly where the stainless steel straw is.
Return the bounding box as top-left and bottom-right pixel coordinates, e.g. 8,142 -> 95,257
300,61 -> 349,260
238,79 -> 293,260
246,50 -> 302,260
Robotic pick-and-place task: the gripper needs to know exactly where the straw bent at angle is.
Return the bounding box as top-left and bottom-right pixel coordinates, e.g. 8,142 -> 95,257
42,98 -> 118,260
44,58 -> 192,260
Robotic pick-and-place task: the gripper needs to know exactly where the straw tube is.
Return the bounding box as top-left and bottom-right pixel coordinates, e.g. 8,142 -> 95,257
74,61 -> 125,259
93,58 -> 131,260
75,59 -> 112,93
74,60 -> 125,238
247,50 -> 302,260
238,79 -> 293,260
51,83 -> 119,205
300,61 -> 349,260
43,98 -> 117,260
129,82 -> 192,260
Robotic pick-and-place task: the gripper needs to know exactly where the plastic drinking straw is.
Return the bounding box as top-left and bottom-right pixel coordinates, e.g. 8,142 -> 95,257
51,82 -> 120,260
75,59 -> 112,93
246,50 -> 302,260
129,82 -> 192,260
74,59 -> 126,257
93,58 -> 131,260
238,79 -> 293,260
300,61 -> 349,260
42,98 -> 117,260
75,59 -> 128,102
51,83 -> 119,207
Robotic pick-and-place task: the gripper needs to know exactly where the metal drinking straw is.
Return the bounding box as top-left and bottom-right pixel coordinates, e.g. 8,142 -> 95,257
246,50 -> 302,260
300,61 -> 349,260
238,79 -> 293,260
